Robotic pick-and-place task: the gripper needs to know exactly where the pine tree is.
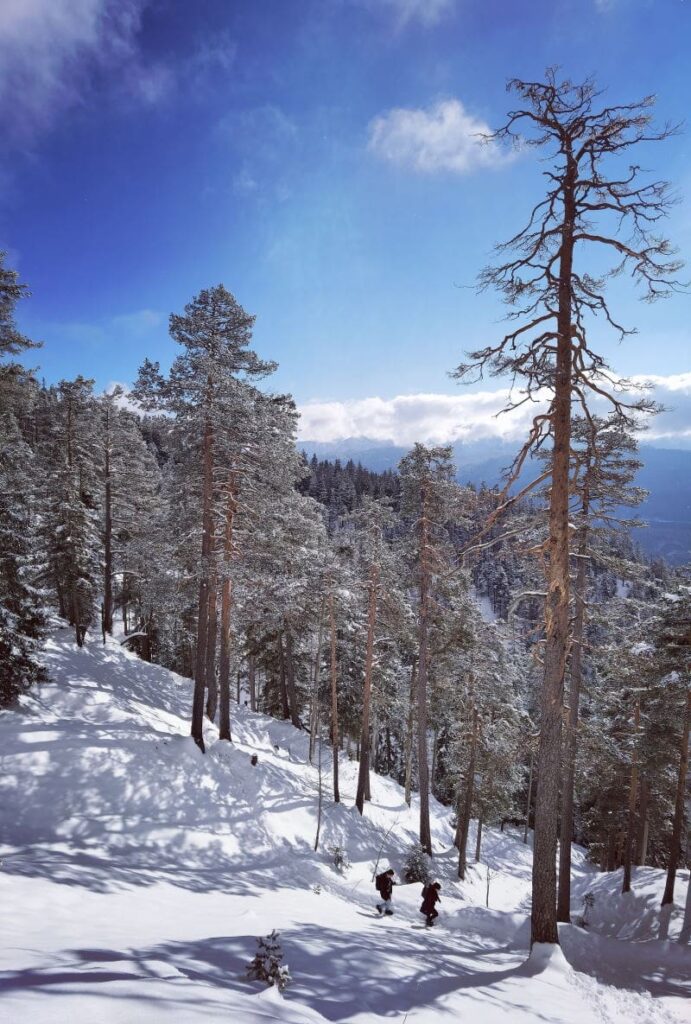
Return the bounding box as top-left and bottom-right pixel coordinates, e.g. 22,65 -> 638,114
40,378 -> 101,646
557,413 -> 646,916
246,930 -> 291,991
399,444 -> 463,856
133,285 -> 276,751
0,254 -> 45,704
0,412 -> 45,704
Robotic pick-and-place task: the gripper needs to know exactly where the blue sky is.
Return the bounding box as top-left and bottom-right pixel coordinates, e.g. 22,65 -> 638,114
1,0 -> 690,443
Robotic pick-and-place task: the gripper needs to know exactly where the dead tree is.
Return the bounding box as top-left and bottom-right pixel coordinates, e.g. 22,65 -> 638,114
454,70 -> 681,945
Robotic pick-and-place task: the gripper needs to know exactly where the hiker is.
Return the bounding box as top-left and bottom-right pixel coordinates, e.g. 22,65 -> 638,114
375,868 -> 396,916
420,881 -> 441,927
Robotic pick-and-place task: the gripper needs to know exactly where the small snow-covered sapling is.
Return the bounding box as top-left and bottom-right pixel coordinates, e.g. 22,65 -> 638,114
485,866 -> 494,908
574,892 -> 595,927
403,841 -> 432,884
329,845 -> 351,874
246,930 -> 291,991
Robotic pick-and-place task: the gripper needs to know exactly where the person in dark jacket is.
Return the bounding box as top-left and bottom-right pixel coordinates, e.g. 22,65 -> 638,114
375,868 -> 396,915
420,881 -> 441,927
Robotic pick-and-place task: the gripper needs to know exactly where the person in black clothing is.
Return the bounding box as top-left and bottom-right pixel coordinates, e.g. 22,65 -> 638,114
420,881 -> 441,927
375,868 -> 396,915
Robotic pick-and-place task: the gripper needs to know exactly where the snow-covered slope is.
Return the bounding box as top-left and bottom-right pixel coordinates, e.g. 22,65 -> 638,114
0,624 -> 689,1023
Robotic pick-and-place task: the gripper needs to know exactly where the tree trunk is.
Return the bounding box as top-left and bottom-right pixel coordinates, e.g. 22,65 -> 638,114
71,580 -> 83,647
418,484 -> 432,856
558,517 -> 589,921
103,406 -> 114,636
283,625 -> 302,729
356,551 -> 379,813
430,728 -> 438,797
636,776 -> 649,866
531,153 -> 575,947
218,471 -> 237,742
191,413 -> 214,752
278,635 -> 291,720
457,709 -> 479,880
56,579 -> 66,619
622,698 -> 641,894
205,577 -> 218,722
329,591 -> 340,803
314,708 -> 323,852
142,608 -> 153,662
679,860 -> 691,945
248,653 -> 256,713
475,809 -> 484,862
309,600 -> 325,764
661,689 -> 690,907
404,661 -> 417,807
122,572 -> 128,635
524,747 -> 534,845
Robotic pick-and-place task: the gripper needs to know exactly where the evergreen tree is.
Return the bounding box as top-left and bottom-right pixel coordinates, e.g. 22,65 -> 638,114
0,412 -> 45,704
133,285 -> 276,751
399,443 -> 464,856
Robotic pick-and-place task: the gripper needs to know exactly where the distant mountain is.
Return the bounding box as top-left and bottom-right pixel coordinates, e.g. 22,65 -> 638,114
300,437 -> 691,565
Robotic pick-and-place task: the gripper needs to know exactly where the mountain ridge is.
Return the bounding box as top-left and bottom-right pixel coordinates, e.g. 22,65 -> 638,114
300,439 -> 691,564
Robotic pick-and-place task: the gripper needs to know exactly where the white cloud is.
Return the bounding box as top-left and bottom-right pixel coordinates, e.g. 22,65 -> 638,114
0,0 -> 148,142
0,3 -> 236,146
631,372 -> 691,444
631,372 -> 691,394
367,98 -> 513,175
364,0 -> 456,28
298,390 -> 537,445
104,381 -> 143,413
297,373 -> 691,447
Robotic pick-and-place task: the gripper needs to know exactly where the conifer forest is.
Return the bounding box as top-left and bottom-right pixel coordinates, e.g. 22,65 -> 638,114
1,31 -> 690,1024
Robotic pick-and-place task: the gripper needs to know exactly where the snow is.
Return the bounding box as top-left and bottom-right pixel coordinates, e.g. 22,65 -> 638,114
0,623 -> 689,1023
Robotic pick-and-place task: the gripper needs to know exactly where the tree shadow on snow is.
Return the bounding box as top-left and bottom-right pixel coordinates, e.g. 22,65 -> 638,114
2,926 -> 568,1022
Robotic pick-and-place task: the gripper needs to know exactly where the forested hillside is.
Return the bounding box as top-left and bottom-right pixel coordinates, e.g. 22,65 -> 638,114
1,253 -> 689,926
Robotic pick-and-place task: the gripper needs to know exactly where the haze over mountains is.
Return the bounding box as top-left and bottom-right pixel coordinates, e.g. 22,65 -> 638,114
301,438 -> 691,565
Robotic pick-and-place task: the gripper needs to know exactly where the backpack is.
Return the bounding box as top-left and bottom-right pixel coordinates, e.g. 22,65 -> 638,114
375,872 -> 386,894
